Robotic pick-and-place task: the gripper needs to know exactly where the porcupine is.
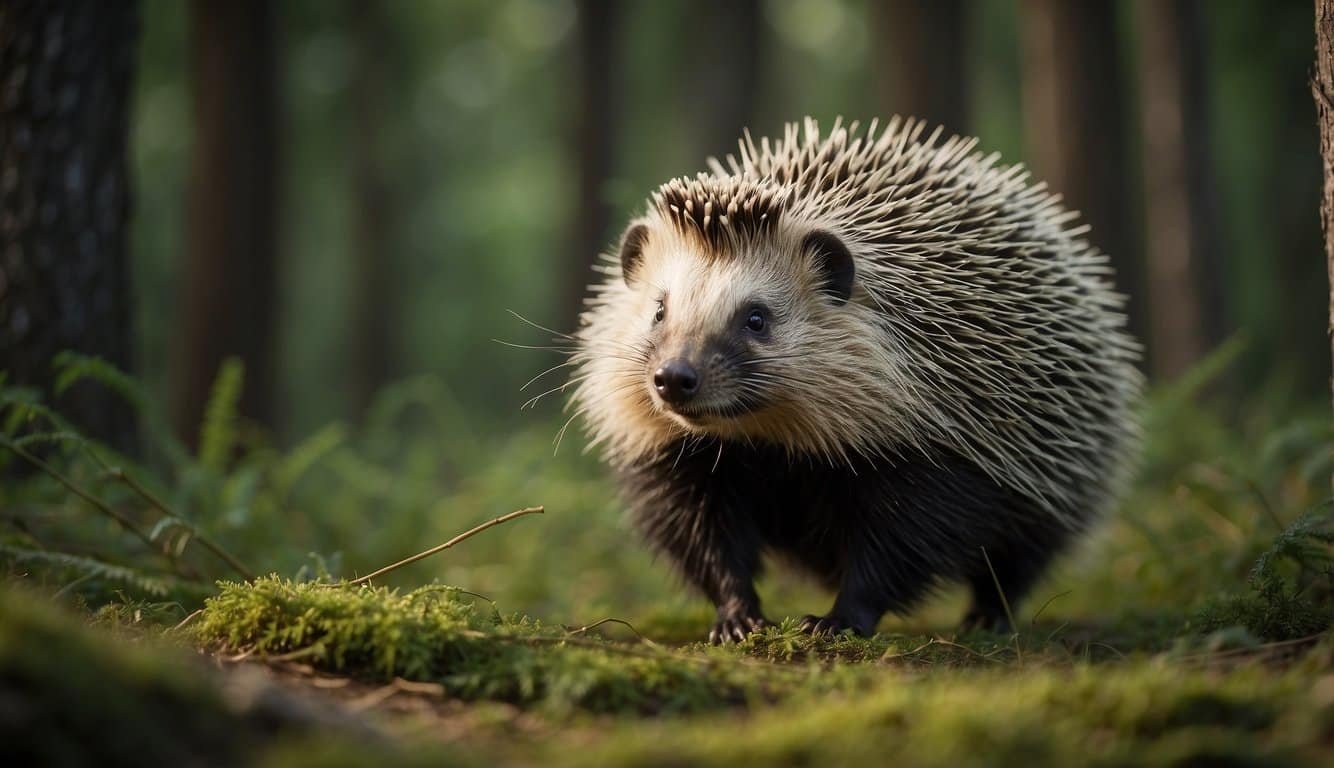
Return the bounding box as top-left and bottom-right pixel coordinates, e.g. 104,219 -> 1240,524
566,117 -> 1141,642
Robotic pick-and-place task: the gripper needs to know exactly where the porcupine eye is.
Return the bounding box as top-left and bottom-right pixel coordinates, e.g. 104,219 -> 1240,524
745,309 -> 766,333
653,300 -> 665,324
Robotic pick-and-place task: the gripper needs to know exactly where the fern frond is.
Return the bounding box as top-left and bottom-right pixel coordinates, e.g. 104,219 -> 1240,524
51,352 -> 147,411
0,544 -> 172,597
1250,502 -> 1334,588
10,431 -> 87,450
199,358 -> 244,472
0,387 -> 75,436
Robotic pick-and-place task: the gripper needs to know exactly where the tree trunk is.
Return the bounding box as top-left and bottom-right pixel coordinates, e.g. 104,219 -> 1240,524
1315,0 -> 1334,413
1134,0 -> 1221,381
348,0 -> 394,418
563,1 -> 620,333
0,0 -> 139,452
1019,0 -> 1143,347
874,0 -> 968,135
172,0 -> 280,448
688,0 -> 764,161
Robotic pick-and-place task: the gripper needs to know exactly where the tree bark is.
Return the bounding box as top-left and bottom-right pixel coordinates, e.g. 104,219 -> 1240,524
1133,0 -> 1222,380
688,0 -> 764,161
172,0 -> 280,447
874,0 -> 968,135
0,0 -> 139,451
1019,0 -> 1143,347
348,0 -> 394,418
563,1 -> 620,333
1315,0 -> 1334,413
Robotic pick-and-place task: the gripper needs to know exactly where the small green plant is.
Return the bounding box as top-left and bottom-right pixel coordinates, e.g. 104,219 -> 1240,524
1,355 -> 255,607
1197,505 -> 1334,640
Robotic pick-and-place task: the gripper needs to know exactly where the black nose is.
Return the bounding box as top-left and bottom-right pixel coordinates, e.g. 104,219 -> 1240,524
654,359 -> 699,404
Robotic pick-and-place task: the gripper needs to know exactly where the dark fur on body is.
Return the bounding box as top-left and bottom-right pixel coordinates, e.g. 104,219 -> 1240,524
622,436 -> 1074,640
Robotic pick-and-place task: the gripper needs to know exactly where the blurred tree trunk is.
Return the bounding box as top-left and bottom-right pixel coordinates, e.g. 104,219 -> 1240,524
563,1 -> 620,333
348,0 -> 393,418
172,0 -> 280,448
1134,0 -> 1222,381
0,1 -> 139,452
1316,0 -> 1334,412
688,0 -> 764,161
1018,0 -> 1143,347
873,0 -> 968,134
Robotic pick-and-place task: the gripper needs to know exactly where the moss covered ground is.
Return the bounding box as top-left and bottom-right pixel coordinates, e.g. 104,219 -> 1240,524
2,358 -> 1332,765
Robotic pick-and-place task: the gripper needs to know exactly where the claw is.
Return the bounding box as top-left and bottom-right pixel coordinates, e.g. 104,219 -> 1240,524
799,613 -> 865,637
708,614 -> 770,644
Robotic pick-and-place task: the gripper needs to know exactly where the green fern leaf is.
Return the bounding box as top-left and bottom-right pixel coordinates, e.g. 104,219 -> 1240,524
0,544 -> 172,597
51,352 -> 147,411
198,358 -> 245,472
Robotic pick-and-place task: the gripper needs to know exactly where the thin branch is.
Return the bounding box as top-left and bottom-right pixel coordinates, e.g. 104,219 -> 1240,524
2,439 -> 165,563
106,467 -> 255,580
564,616 -> 661,648
331,506 -> 545,588
167,608 -> 205,635
879,638 -> 938,662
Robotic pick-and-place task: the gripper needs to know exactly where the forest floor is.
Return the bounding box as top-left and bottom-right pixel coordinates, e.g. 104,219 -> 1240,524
2,361 -> 1333,766
5,573 -> 1333,767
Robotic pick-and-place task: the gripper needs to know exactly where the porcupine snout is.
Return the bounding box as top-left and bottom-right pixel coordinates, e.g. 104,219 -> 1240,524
653,359 -> 699,404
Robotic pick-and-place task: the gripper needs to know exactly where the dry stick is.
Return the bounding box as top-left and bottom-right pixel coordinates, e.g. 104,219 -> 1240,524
167,608 -> 205,635
106,467 -> 255,580
879,638 -> 938,663
566,616 -> 661,647
332,506 -> 545,587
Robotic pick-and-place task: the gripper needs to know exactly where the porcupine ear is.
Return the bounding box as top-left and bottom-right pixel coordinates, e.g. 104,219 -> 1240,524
803,230 -> 855,306
618,222 -> 650,287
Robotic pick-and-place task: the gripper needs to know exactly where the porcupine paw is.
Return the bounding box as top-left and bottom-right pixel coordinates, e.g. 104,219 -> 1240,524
708,612 -> 769,645
799,613 -> 869,637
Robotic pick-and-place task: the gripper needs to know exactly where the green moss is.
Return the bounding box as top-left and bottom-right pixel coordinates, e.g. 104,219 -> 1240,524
193,576 -> 869,714
255,659 -> 1332,768
551,662 -> 1329,768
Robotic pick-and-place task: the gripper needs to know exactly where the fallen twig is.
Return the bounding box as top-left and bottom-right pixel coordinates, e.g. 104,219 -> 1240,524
329,506 -> 544,588
565,616 -> 661,648
166,608 -> 204,635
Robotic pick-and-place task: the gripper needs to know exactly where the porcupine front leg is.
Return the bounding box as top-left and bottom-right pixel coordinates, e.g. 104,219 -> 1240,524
629,479 -> 768,644
800,512 -> 936,637
800,555 -> 900,637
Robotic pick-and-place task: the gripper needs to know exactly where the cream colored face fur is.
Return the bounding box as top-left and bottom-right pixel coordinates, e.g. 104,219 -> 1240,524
572,216 -> 926,467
